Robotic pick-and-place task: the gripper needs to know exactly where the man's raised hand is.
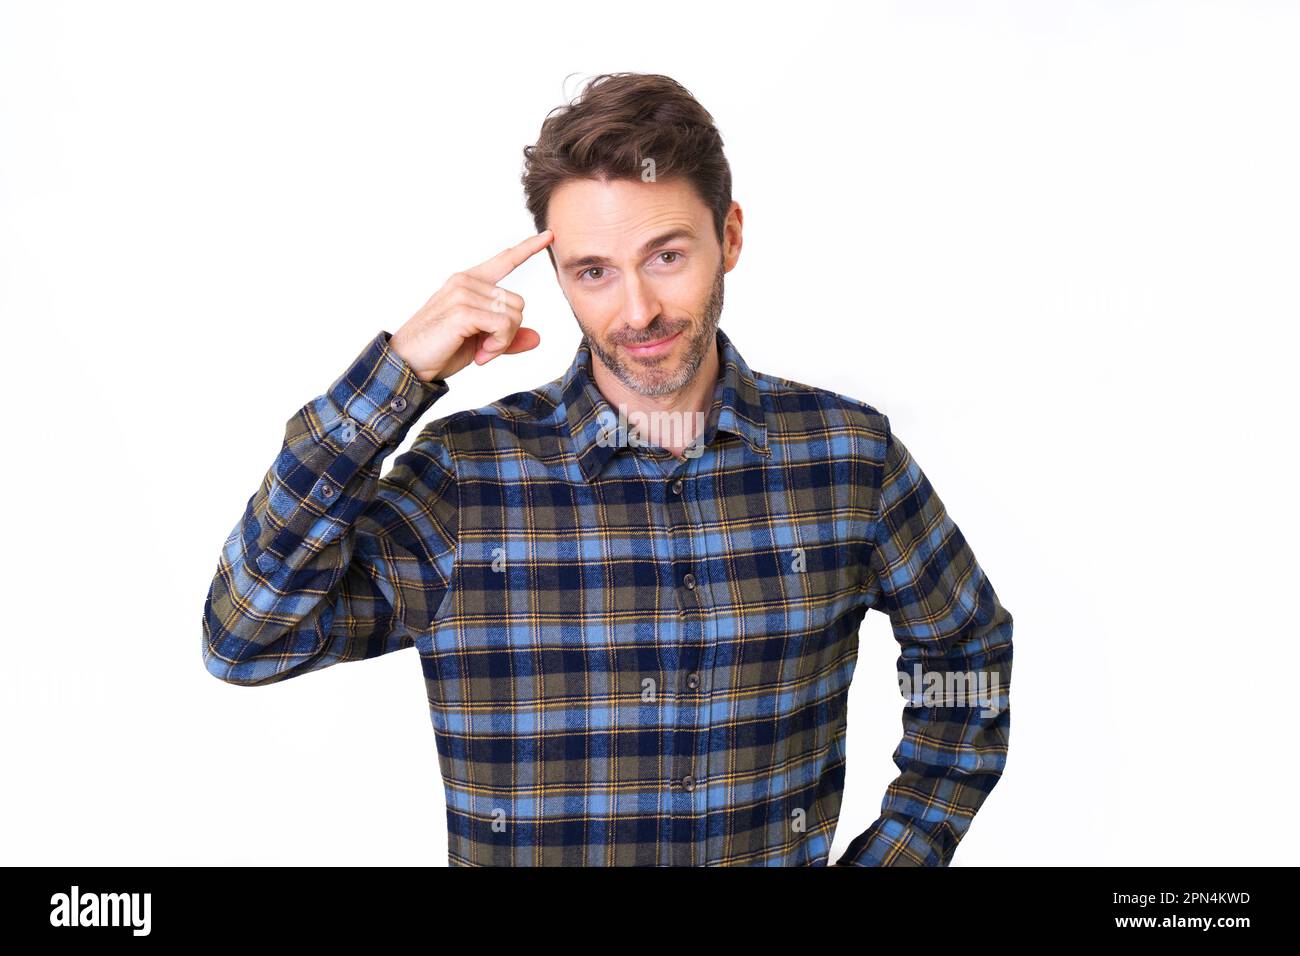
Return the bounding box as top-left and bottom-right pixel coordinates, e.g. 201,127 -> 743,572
389,229 -> 554,382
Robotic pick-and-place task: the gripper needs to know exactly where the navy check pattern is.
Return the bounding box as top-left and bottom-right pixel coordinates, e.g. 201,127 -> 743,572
202,326 -> 1013,866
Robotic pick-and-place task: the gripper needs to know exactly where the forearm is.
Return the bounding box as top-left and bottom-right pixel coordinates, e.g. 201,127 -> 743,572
201,330 -> 452,685
842,580 -> 1013,865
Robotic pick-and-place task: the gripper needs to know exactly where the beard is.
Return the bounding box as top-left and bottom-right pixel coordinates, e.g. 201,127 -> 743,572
576,257 -> 725,398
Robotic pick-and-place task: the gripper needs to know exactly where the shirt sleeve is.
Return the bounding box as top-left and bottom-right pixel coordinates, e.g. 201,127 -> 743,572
838,415 -> 1014,866
202,330 -> 459,686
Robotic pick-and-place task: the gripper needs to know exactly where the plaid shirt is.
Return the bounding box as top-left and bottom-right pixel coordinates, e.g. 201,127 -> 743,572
203,326 -> 1013,866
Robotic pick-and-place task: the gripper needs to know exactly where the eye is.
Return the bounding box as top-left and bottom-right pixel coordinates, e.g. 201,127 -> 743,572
659,251 -> 680,264
579,267 -> 605,282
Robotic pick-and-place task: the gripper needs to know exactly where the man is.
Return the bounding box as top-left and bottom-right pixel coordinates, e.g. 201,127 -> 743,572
202,72 -> 1013,866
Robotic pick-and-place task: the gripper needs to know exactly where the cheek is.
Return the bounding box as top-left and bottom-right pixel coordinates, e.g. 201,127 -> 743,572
568,295 -> 618,338
666,269 -> 713,314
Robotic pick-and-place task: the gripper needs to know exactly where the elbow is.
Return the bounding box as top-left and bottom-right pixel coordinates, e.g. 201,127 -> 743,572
201,638 -> 288,688
202,639 -> 250,686
202,632 -> 257,686
201,601 -> 327,688
202,596 -> 275,687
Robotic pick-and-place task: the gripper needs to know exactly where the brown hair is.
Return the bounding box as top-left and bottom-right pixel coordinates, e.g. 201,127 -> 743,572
521,73 -> 733,266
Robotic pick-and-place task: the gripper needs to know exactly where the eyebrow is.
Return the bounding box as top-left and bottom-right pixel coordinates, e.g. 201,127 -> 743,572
558,228 -> 698,272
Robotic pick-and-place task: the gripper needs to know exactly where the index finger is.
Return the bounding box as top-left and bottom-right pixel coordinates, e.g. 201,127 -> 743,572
466,229 -> 554,285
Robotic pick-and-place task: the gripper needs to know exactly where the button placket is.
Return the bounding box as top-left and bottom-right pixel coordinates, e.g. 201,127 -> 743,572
660,449 -> 702,864
672,448 -> 720,864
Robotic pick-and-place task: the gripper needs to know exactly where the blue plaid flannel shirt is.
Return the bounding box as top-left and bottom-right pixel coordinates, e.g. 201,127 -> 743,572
202,326 -> 1013,866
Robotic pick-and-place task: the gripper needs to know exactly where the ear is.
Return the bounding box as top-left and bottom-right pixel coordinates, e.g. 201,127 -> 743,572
722,201 -> 744,271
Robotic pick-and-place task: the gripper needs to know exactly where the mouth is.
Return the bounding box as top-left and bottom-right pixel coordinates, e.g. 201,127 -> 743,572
623,329 -> 682,358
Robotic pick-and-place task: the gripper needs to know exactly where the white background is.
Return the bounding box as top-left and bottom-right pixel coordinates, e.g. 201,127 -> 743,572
2,0 -> 1294,865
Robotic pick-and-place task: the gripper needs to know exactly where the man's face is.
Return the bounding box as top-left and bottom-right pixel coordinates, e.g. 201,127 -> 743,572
548,176 -> 739,397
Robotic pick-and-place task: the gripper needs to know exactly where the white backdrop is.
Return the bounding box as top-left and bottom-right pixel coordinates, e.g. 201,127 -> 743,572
2,0 -> 1294,866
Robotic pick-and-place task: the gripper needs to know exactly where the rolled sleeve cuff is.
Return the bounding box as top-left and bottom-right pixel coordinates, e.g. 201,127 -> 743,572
328,330 -> 449,444
836,815 -> 947,867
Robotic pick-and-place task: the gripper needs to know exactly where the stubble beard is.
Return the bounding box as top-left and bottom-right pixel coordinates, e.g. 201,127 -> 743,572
578,259 -> 725,398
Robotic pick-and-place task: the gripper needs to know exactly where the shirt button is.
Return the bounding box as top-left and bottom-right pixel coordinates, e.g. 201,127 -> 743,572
338,417 -> 357,442
681,774 -> 696,792
389,396 -> 408,412
256,552 -> 280,573
686,672 -> 700,690
319,481 -> 336,499
671,479 -> 683,495
683,572 -> 695,590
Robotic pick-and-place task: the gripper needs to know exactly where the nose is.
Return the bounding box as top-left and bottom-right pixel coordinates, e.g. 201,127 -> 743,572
619,270 -> 662,335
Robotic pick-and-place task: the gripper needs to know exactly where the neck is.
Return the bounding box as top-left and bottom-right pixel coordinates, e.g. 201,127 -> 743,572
590,335 -> 721,458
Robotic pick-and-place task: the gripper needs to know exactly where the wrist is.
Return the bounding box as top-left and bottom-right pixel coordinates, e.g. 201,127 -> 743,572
387,330 -> 442,383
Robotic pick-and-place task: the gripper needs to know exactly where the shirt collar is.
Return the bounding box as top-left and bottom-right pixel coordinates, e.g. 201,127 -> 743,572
562,326 -> 770,483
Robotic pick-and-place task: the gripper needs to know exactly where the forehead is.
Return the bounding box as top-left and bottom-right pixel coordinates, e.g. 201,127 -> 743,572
548,176 -> 709,249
